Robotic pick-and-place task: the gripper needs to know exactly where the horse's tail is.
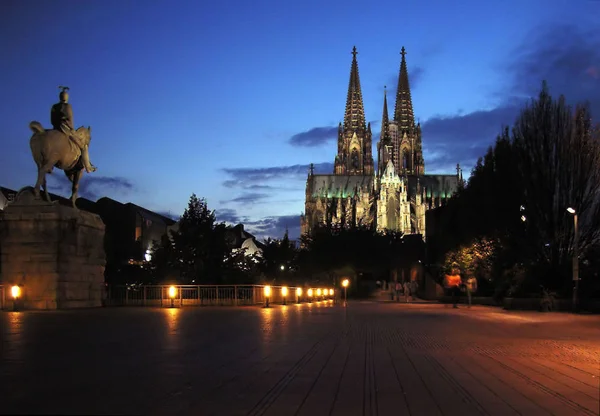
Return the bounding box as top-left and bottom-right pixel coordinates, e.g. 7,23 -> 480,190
29,121 -> 45,134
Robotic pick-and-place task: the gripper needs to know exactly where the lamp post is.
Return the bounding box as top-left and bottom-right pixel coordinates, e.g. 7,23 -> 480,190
11,285 -> 21,311
168,285 -> 177,308
307,288 -> 313,303
567,207 -> 579,312
264,285 -> 271,308
296,287 -> 302,303
282,286 -> 288,305
342,279 -> 349,306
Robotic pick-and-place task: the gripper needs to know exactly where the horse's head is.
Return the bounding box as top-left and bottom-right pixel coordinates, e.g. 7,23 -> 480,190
76,126 -> 92,146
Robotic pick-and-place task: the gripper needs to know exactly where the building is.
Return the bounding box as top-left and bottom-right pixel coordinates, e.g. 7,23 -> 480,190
301,47 -> 463,238
224,224 -> 265,257
0,187 -> 176,283
0,187 -> 17,210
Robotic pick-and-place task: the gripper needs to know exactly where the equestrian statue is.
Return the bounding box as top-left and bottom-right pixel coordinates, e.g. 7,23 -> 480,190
29,86 -> 97,207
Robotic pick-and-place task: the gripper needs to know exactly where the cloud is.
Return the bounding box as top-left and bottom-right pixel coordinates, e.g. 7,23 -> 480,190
289,126 -> 338,147
222,162 -> 333,187
221,192 -> 269,205
506,24 -> 600,112
420,23 -> 600,175
215,207 -> 300,240
289,120 -> 380,147
46,174 -> 134,201
245,214 -> 302,241
220,162 -> 333,208
215,208 -> 247,224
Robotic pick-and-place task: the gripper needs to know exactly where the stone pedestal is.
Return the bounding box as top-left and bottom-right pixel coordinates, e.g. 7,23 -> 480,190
0,188 -> 106,309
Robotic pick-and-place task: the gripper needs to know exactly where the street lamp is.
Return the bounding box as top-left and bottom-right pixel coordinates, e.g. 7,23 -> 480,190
567,207 -> 579,312
342,279 -> 349,305
282,286 -> 288,305
316,288 -> 322,300
168,285 -> 177,308
11,285 -> 21,311
280,265 -> 285,271
296,287 -> 302,303
307,288 -> 313,302
264,285 -> 271,308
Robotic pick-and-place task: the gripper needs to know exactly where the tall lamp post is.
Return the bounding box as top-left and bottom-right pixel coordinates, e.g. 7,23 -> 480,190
567,207 -> 579,312
342,279 -> 349,306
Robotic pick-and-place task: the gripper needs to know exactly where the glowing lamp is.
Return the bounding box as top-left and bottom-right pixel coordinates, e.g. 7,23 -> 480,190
567,207 -> 576,214
282,286 -> 288,297
329,289 -> 334,296
342,279 -> 349,288
168,286 -> 177,299
264,285 -> 272,297
11,285 -> 21,299
296,287 -> 302,296
307,288 -> 313,297
316,288 -> 322,296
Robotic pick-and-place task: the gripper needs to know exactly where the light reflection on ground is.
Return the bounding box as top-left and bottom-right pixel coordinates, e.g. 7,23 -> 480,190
0,303 -> 597,415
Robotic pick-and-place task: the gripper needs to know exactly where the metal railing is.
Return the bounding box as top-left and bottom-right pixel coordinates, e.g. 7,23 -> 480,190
106,284 -> 338,307
0,285 -> 4,310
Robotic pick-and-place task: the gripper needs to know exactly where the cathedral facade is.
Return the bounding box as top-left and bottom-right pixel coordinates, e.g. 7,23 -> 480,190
301,47 -> 462,239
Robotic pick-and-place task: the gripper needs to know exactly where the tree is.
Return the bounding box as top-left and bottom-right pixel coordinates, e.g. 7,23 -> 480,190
433,82 -> 600,296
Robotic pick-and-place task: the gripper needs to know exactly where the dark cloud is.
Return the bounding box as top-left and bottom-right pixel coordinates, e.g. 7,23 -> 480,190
215,207 -> 300,240
221,162 -> 333,208
46,174 -> 134,201
420,24 -> 600,176
222,162 -> 333,186
215,208 -> 247,225
289,126 -> 338,147
221,192 -> 269,205
289,120 -> 379,148
245,214 -> 301,241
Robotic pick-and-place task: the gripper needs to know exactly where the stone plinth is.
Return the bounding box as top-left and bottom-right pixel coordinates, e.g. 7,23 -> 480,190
0,188 -> 106,309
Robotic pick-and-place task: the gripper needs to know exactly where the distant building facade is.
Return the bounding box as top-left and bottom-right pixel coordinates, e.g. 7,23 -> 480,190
224,224 -> 264,257
301,47 -> 463,238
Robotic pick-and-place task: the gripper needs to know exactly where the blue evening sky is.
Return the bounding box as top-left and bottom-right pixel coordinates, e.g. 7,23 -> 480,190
1,0 -> 598,239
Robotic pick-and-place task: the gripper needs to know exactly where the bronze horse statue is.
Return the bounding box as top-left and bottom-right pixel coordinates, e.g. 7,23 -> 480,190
29,121 -> 92,207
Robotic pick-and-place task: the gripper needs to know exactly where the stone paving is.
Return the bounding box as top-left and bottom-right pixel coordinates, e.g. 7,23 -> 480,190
0,302 -> 599,415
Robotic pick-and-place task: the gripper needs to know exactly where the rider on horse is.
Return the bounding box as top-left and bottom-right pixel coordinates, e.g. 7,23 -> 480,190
51,86 -> 96,173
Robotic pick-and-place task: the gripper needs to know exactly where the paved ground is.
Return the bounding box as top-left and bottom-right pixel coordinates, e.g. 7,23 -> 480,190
0,302 -> 599,416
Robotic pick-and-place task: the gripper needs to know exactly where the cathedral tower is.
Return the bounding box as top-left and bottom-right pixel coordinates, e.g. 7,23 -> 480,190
389,47 -> 425,175
334,46 -> 375,176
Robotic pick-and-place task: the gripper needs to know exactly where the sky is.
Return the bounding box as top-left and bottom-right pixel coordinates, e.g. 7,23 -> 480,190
1,0 -> 599,241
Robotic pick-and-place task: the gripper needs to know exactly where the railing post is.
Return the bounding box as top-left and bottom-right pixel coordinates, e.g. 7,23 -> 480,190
179,285 -> 182,307
216,286 -> 219,306
143,286 -> 147,306
197,285 -> 201,306
160,285 -> 163,307
234,285 -> 238,306
125,286 -> 129,306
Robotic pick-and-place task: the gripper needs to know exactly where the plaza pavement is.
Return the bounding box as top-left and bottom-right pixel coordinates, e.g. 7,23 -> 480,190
0,302 -> 598,415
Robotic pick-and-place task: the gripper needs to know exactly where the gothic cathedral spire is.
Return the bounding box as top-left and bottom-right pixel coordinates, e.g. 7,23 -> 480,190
393,46 -> 415,132
378,86 -> 393,175
343,46 -> 366,131
334,46 -> 374,176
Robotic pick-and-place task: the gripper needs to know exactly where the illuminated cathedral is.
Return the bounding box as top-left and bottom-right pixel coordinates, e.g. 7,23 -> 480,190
301,46 -> 462,238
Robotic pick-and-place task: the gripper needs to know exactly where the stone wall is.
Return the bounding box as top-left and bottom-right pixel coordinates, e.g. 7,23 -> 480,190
0,188 -> 106,309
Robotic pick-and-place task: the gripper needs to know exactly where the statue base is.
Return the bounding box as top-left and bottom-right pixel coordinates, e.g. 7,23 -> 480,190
0,188 -> 106,310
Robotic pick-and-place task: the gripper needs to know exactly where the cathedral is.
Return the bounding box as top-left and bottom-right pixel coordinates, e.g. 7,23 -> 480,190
301,46 -> 463,238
